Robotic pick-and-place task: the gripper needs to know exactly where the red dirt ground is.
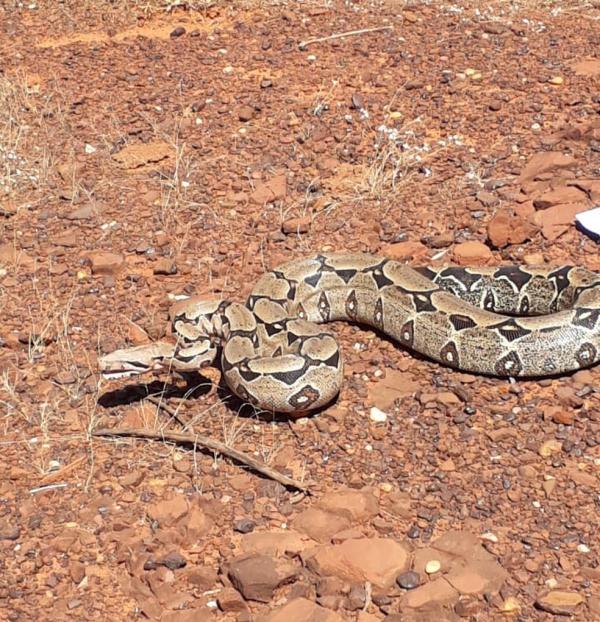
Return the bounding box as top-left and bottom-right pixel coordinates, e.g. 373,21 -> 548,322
1,1 -> 600,620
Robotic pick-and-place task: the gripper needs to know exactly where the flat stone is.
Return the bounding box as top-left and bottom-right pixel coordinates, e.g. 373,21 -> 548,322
239,530 -> 311,556
228,554 -> 298,602
293,507 -> 351,544
535,591 -> 585,615
258,597 -> 344,622
487,208 -> 536,248
452,241 -> 494,265
304,537 -> 410,590
403,577 -> 459,609
83,251 -> 125,276
518,152 -> 576,184
316,488 -> 379,523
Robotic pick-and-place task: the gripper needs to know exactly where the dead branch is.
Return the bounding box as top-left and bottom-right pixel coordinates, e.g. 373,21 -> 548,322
92,426 -> 311,494
299,26 -> 393,50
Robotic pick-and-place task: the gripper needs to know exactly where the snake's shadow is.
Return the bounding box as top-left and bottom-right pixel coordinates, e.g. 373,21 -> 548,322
97,373 -> 213,409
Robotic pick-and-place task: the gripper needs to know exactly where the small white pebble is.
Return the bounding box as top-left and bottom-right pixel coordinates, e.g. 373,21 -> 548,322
223,65 -> 234,74
206,600 -> 218,609
577,544 -> 590,553
532,500 -> 541,508
369,407 -> 388,423
84,143 -> 96,154
481,531 -> 498,543
307,54 -> 317,62
545,578 -> 558,588
380,482 -> 393,493
531,122 -> 541,132
365,444 -> 373,452
425,560 -> 441,574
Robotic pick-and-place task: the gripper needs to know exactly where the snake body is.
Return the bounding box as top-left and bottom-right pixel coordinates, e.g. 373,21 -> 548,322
100,253 -> 600,413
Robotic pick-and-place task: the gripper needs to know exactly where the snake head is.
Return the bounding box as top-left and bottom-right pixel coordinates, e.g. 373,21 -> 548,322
98,342 -> 177,379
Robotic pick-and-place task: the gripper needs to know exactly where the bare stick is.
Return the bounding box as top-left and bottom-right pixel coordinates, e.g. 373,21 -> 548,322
92,427 -> 311,494
299,26 -> 393,50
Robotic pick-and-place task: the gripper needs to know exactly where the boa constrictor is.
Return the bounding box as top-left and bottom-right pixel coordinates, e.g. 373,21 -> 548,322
99,253 -> 600,413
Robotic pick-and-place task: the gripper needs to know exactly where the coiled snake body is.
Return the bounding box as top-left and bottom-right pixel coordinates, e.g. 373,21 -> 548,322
100,253 -> 600,413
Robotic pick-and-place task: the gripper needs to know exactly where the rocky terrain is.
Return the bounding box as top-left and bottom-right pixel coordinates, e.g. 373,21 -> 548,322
1,0 -> 599,620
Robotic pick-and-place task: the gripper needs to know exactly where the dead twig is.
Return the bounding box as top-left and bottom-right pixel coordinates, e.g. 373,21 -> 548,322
92,426 -> 311,494
299,26 -> 393,50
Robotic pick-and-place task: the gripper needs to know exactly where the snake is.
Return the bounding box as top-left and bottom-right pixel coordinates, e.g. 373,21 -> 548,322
99,253 -> 600,414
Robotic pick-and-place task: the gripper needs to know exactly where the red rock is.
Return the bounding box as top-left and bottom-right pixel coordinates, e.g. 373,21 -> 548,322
83,251 -> 125,276
535,591 -> 584,615
153,258 -> 177,275
383,241 -> 428,261
403,577 -> 459,609
445,559 -> 508,595
293,508 -> 351,544
304,537 -> 410,589
147,494 -> 189,527
227,554 -> 298,602
570,58 -> 600,76
476,190 -> 498,207
533,186 -> 588,209
217,587 -> 248,612
316,488 -> 379,523
258,597 -> 344,622
452,241 -> 494,265
250,174 -> 287,204
532,202 -> 590,240
487,208 -> 537,248
161,609 -> 214,622
238,105 -> 255,122
518,152 -> 576,184
282,216 -> 311,234
239,530 -> 311,556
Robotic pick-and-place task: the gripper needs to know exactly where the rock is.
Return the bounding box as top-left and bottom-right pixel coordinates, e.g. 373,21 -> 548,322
1,522 -> 22,541
317,488 -> 379,523
65,204 -> 98,220
234,518 -> 256,534
518,152 -> 576,184
153,258 -> 177,275
239,530 -> 310,556
486,208 -> 536,248
533,186 -> 588,209
425,560 -> 441,574
293,508 -> 351,544
258,597 -> 344,622
282,216 -> 311,234
304,537 -> 410,589
238,106 -> 255,122
533,202 -> 590,240
397,571 -> 420,589
217,587 -> 248,613
535,591 -> 584,615
570,58 -> 600,76
250,174 -> 287,204
170,26 -> 186,38
147,494 -> 189,527
162,609 -> 213,622
160,551 -> 186,570
383,241 -> 428,261
227,554 -> 298,602
403,577 -> 459,609
445,559 -> 508,595
452,241 -> 494,265
476,190 -> 498,207
538,439 -> 562,458
83,251 -> 125,276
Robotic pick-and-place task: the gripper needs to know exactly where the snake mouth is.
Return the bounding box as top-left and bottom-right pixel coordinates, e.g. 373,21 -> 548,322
98,342 -> 176,379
